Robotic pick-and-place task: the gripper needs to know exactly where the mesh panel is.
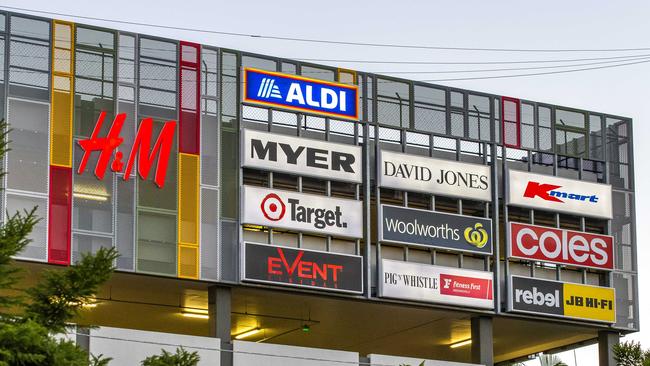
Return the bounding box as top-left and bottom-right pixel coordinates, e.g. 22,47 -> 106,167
178,245 -> 199,279
178,153 -> 199,245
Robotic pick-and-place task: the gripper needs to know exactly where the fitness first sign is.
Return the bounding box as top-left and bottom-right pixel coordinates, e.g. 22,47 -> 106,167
509,276 -> 616,323
378,150 -> 491,201
241,186 -> 363,238
380,205 -> 492,255
507,169 -> 612,219
241,129 -> 362,183
380,259 -> 494,309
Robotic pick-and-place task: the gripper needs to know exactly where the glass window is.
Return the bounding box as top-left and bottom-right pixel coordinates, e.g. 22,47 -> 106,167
6,98 -> 49,193
377,78 -> 410,128
137,210 -> 176,275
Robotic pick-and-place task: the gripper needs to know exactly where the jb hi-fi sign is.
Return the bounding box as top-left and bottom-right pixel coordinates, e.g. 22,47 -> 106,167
76,112 -> 175,188
509,222 -> 614,270
241,242 -> 363,294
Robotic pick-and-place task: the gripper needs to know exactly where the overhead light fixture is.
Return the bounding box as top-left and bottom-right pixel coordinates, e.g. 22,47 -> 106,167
450,339 -> 472,349
73,192 -> 109,202
234,328 -> 261,340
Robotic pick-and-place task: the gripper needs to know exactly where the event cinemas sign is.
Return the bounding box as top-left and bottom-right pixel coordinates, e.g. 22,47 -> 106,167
241,186 -> 363,238
241,242 -> 363,294
507,169 -> 613,219
380,205 -> 493,255
241,129 -> 362,183
380,259 -> 493,309
378,150 -> 491,201
509,276 -> 616,323
508,222 -> 614,270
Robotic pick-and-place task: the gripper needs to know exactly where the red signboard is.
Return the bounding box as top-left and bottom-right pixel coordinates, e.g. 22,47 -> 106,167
509,222 -> 614,270
439,274 -> 493,300
77,112 -> 176,188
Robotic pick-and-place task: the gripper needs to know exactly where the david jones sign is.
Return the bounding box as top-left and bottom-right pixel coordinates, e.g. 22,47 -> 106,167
378,150 -> 491,201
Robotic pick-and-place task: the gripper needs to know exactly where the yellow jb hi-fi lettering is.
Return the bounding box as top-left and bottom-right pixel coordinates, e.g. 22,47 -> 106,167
563,283 -> 616,323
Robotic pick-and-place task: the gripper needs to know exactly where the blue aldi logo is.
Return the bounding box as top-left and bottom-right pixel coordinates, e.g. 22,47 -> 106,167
244,68 -> 359,120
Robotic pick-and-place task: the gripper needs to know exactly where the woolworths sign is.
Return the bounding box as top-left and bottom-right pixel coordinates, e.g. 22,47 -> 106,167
379,205 -> 493,255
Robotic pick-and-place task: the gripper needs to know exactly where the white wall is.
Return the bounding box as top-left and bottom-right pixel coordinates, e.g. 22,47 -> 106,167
368,354 -> 483,366
89,327 -> 220,366
233,340 -> 358,366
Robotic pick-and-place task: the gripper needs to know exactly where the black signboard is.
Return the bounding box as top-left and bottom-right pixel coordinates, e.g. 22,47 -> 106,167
241,242 -> 364,294
509,276 -> 564,317
379,205 -> 493,255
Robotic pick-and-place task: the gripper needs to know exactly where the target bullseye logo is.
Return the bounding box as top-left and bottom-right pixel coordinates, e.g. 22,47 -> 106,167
261,193 -> 286,221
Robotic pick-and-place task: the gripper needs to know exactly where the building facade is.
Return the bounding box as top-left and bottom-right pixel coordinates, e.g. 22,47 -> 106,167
0,11 -> 638,366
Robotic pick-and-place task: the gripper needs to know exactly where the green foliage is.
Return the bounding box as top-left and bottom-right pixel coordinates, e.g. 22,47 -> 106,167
0,319 -> 88,366
613,341 -> 650,366
25,247 -> 119,333
141,347 -> 200,366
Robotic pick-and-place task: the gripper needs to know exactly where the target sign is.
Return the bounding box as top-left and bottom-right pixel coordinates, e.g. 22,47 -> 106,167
261,193 -> 286,221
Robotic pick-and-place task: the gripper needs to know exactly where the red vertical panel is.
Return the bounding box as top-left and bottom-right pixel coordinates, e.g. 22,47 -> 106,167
502,96 -> 521,148
179,41 -> 201,155
48,166 -> 72,265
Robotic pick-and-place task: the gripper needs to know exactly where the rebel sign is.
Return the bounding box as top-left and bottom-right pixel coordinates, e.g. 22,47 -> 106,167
509,222 -> 614,270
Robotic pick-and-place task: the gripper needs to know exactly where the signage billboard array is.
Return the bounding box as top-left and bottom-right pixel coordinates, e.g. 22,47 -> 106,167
379,205 -> 492,255
507,170 -> 613,219
380,259 -> 494,309
241,186 -> 363,238
508,222 -> 614,270
378,150 -> 492,201
241,242 -> 363,294
241,129 -> 362,183
243,68 -> 359,120
508,276 -> 616,323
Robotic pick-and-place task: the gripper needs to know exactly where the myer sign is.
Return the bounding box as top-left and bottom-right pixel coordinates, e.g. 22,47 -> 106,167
507,169 -> 613,219
241,129 -> 362,183
380,259 -> 494,309
241,186 -> 363,238
378,150 -> 491,201
380,205 -> 493,255
508,276 -> 616,323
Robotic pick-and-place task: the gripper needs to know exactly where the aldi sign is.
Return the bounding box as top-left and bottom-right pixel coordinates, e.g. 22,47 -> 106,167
241,186 -> 363,238
241,129 -> 362,183
244,68 -> 359,120
380,205 -> 493,255
379,150 -> 492,201
508,222 -> 614,270
241,242 -> 363,294
508,276 -> 616,323
507,170 -> 613,219
380,259 -> 494,309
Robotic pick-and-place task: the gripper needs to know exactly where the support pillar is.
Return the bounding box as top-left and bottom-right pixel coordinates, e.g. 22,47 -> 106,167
598,330 -> 619,366
471,316 -> 494,366
209,285 -> 232,366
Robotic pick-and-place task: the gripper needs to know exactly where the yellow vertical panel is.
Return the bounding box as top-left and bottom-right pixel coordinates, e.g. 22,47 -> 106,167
50,20 -> 74,168
178,153 -> 199,245
178,245 -> 199,279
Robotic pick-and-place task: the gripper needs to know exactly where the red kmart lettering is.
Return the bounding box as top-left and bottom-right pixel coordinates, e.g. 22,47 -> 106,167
77,111 -> 176,188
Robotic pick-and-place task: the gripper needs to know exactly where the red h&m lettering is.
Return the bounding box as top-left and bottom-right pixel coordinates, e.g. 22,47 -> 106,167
77,112 -> 176,188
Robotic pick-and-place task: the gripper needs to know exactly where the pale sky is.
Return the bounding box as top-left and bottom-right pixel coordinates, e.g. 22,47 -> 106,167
4,0 -> 649,364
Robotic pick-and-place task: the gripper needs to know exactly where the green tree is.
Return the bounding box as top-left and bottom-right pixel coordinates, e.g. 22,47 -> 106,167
0,120 -> 119,365
141,347 -> 200,366
613,341 -> 650,366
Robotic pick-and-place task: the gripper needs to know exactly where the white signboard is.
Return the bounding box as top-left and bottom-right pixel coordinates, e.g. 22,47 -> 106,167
379,259 -> 494,309
241,185 -> 363,238
242,129 -> 362,183
507,169 -> 612,219
378,150 -> 491,201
